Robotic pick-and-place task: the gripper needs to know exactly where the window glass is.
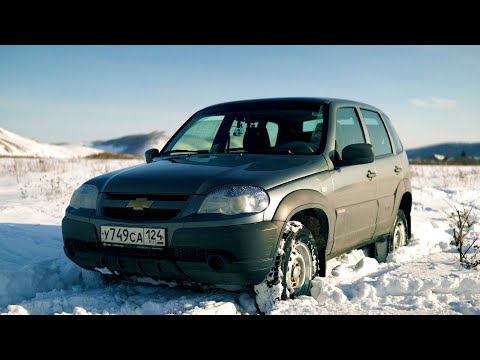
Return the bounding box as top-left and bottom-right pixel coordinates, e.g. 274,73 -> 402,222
226,121 -> 279,149
303,119 -> 323,132
382,114 -> 403,153
171,115 -> 223,151
228,119 -> 251,149
360,109 -> 393,157
335,107 -> 365,159
266,122 -> 279,146
163,102 -> 328,155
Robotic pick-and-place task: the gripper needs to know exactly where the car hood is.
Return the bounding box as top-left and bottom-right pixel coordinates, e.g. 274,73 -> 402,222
89,154 -> 329,195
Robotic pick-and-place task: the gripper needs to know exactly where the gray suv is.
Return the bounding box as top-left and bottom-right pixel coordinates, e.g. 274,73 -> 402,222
62,97 -> 411,311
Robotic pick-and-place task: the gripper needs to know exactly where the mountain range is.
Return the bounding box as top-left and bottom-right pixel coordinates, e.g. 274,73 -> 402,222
406,143 -> 480,160
91,131 -> 170,156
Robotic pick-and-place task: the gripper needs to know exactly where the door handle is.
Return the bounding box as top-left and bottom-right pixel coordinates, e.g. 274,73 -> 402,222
394,166 -> 402,174
366,170 -> 377,180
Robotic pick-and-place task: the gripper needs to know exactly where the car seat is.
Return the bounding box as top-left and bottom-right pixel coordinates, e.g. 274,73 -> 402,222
243,124 -> 271,152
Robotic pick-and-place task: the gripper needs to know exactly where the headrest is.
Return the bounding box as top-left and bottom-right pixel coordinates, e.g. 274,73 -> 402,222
310,122 -> 323,144
243,125 -> 270,152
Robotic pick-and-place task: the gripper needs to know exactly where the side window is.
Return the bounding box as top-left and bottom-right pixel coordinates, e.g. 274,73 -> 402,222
382,114 -> 403,153
303,119 -> 323,132
335,107 -> 365,159
266,122 -> 279,146
360,109 -> 393,157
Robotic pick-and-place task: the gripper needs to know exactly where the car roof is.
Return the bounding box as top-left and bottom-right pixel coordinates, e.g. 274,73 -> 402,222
201,97 -> 384,113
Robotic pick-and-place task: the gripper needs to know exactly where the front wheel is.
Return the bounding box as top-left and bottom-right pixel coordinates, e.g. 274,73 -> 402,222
254,221 -> 319,314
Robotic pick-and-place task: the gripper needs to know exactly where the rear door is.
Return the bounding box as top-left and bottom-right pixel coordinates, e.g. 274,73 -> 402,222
359,109 -> 403,236
331,107 -> 378,254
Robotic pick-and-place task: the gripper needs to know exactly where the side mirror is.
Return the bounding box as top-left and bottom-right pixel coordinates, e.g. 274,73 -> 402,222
337,143 -> 374,167
145,148 -> 160,164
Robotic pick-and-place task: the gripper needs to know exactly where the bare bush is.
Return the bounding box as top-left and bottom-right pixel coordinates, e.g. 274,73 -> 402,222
448,204 -> 480,268
411,165 -> 480,189
441,167 -> 450,187
85,152 -> 140,160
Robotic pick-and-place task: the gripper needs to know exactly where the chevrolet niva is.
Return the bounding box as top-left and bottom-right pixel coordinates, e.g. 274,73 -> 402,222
62,98 -> 412,312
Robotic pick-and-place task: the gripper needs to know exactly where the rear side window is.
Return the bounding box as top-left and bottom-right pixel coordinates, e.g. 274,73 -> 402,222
360,109 -> 393,157
335,107 -> 365,159
382,114 -> 404,153
266,122 -> 279,146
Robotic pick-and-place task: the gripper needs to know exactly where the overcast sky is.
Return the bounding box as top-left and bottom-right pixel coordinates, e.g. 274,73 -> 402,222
1,45 -> 479,149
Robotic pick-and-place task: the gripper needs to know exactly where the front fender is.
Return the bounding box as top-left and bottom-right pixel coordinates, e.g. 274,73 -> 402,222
271,189 -> 335,255
272,189 -> 328,221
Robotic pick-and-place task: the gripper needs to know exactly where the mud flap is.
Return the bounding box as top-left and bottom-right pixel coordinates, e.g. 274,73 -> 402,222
374,235 -> 390,263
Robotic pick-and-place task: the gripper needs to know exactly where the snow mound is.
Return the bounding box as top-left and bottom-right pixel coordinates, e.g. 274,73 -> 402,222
0,127 -> 101,158
0,256 -> 103,309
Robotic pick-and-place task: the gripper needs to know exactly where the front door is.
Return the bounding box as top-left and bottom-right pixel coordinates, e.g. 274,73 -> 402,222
330,107 -> 378,254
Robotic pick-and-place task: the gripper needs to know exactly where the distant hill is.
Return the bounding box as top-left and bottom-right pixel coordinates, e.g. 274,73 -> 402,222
91,131 -> 171,156
406,143 -> 480,160
0,128 -> 101,158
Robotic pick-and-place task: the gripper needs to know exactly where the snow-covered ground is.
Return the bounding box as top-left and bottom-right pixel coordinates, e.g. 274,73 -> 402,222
0,127 -> 101,158
1,160 -> 479,315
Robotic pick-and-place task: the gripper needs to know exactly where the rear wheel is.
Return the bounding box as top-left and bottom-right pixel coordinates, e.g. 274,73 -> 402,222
375,209 -> 409,263
254,221 -> 319,314
391,209 -> 408,251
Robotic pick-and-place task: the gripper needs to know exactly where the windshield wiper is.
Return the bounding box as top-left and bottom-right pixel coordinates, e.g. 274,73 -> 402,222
161,149 -> 210,156
222,147 -> 293,155
224,147 -> 245,153
252,148 -> 294,155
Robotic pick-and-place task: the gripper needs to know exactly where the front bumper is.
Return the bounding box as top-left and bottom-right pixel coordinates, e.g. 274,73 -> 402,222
62,214 -> 284,286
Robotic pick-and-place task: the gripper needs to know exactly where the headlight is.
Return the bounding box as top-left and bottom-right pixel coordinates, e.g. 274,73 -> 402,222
69,184 -> 98,210
198,186 -> 269,215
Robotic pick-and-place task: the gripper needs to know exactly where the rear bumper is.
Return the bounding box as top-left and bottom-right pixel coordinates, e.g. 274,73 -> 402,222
62,216 -> 284,286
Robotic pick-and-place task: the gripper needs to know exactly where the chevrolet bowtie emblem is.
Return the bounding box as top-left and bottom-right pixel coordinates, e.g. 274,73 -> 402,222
126,198 -> 154,211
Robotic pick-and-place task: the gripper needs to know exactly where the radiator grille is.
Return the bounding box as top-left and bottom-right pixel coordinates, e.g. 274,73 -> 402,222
103,207 -> 180,221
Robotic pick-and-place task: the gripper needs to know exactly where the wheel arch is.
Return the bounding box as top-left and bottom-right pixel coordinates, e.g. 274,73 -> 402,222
272,189 -> 333,255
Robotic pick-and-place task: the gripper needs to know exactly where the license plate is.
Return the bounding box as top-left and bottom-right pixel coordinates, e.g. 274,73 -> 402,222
100,226 -> 166,247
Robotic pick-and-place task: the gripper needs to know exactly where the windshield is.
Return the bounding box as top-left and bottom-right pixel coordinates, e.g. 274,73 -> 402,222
163,102 -> 328,155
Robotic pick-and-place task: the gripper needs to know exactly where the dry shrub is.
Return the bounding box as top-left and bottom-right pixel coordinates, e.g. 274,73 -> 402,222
449,204 -> 480,268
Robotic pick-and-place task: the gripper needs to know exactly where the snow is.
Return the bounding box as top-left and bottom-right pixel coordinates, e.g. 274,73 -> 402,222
0,127 -> 101,158
1,160 -> 480,315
